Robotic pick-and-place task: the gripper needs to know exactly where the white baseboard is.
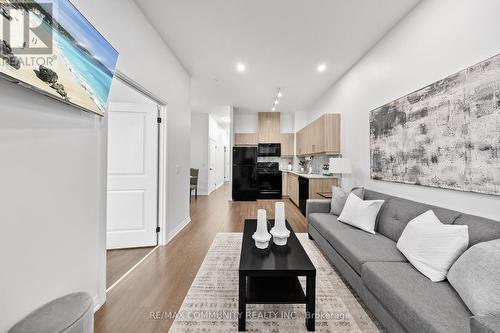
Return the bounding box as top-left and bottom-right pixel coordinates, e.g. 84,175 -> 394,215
93,295 -> 103,313
167,216 -> 191,243
207,182 -> 224,195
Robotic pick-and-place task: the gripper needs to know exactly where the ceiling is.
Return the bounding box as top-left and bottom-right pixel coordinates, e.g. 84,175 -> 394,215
134,0 -> 420,113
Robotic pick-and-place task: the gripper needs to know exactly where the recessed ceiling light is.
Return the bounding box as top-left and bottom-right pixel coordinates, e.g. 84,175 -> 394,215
236,62 -> 246,73
317,63 -> 327,73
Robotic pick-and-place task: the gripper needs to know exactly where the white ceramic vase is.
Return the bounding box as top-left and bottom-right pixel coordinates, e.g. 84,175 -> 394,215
252,209 -> 271,249
270,202 -> 290,246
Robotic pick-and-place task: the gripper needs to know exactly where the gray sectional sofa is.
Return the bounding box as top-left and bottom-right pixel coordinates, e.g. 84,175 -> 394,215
306,189 -> 500,333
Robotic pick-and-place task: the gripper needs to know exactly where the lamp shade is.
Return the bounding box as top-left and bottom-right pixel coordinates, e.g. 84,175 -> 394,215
329,157 -> 352,174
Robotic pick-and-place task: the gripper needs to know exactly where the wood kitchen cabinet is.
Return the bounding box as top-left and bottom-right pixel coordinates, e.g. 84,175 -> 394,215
288,173 -> 299,205
296,113 -> 341,156
282,172 -> 288,196
280,133 -> 295,156
286,173 -> 337,205
258,112 -> 281,143
235,133 -> 258,145
308,178 -> 338,199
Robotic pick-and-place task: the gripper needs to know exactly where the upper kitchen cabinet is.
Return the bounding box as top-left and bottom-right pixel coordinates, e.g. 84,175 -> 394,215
258,112 -> 281,143
280,133 -> 295,156
296,113 -> 341,156
235,133 -> 258,145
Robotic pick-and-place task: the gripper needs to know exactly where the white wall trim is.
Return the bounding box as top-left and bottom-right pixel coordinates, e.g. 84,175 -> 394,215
93,296 -> 103,313
167,217 -> 191,243
207,181 -> 225,196
157,105 -> 168,246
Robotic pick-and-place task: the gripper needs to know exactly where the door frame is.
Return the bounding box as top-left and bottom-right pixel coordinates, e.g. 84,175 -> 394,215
114,70 -> 169,246
208,138 -> 217,194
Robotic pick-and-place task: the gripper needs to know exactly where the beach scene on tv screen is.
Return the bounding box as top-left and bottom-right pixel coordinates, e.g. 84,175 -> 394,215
0,0 -> 118,115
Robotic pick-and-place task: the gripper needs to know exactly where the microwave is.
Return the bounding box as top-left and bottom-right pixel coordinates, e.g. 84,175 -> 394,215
257,143 -> 281,157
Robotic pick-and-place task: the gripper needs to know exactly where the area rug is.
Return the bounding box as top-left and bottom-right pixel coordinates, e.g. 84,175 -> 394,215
169,233 -> 384,332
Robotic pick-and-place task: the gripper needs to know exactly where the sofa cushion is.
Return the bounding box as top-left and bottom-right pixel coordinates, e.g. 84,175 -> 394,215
320,227 -> 407,275
362,262 -> 471,333
338,193 -> 385,234
397,210 -> 469,282
330,186 -> 364,215
308,213 -> 355,236
377,197 -> 461,242
362,190 -> 395,229
454,214 -> 500,247
448,239 -> 500,316
470,314 -> 500,333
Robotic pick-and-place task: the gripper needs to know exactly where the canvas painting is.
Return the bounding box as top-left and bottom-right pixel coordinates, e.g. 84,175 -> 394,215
370,54 -> 500,195
0,0 -> 118,115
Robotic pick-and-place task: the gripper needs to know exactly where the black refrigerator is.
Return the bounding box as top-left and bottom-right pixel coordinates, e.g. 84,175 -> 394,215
232,147 -> 257,201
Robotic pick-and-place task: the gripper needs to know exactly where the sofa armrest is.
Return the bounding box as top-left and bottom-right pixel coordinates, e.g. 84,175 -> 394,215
471,314 -> 500,333
306,199 -> 331,221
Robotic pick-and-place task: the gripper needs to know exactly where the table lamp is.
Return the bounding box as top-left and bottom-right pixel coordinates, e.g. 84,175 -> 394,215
329,157 -> 352,189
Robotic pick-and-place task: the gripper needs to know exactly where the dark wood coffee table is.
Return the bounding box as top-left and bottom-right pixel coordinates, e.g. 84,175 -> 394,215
238,219 -> 316,331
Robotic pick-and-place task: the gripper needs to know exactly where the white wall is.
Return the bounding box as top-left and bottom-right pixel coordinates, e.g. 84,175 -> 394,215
0,0 -> 191,331
191,114 -> 209,194
233,112 -> 258,133
0,81 -> 107,333
303,0 -> 500,221
280,113 -> 295,133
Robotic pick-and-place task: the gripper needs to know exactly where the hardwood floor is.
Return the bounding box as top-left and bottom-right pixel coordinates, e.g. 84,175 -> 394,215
94,182 -> 306,333
106,247 -> 156,288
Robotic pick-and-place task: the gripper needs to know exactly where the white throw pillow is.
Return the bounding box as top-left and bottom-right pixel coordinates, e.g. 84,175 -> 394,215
338,193 -> 384,234
397,210 -> 469,282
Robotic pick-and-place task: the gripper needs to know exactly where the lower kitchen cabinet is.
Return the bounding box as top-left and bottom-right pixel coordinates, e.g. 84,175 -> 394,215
308,178 -> 338,199
282,172 -> 288,196
288,173 -> 299,205
286,173 -> 338,208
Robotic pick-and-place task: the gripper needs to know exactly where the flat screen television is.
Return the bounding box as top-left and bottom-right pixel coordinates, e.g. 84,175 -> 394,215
0,0 -> 119,116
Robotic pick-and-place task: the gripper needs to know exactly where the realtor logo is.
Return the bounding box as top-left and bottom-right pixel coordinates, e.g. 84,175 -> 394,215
1,1 -> 53,55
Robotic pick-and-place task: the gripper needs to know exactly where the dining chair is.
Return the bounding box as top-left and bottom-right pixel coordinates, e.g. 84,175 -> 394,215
190,168 -> 199,202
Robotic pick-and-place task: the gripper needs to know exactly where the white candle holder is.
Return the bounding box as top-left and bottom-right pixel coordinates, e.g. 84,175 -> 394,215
270,202 -> 290,246
252,209 -> 271,249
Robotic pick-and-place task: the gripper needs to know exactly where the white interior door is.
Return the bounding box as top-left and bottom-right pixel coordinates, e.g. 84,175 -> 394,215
209,139 -> 217,192
107,102 -> 158,249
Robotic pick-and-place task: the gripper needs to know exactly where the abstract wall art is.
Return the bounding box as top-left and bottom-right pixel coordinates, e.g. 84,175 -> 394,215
370,54 -> 500,195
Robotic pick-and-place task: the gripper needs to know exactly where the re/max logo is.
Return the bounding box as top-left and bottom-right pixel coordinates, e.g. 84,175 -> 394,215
1,1 -> 53,55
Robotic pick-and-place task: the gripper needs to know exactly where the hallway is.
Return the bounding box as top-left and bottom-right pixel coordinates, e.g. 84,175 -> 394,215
95,183 -> 307,332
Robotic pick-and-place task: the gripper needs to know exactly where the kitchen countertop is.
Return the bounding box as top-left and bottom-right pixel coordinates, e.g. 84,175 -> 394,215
281,170 -> 339,179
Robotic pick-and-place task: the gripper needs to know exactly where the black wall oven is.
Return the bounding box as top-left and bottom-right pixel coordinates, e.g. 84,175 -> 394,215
257,143 -> 281,157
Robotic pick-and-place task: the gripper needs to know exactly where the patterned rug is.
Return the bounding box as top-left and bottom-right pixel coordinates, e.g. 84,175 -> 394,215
169,233 -> 384,332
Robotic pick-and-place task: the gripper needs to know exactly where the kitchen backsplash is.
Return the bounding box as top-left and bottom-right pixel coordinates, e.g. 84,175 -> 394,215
293,155 -> 331,174
258,155 -> 334,174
